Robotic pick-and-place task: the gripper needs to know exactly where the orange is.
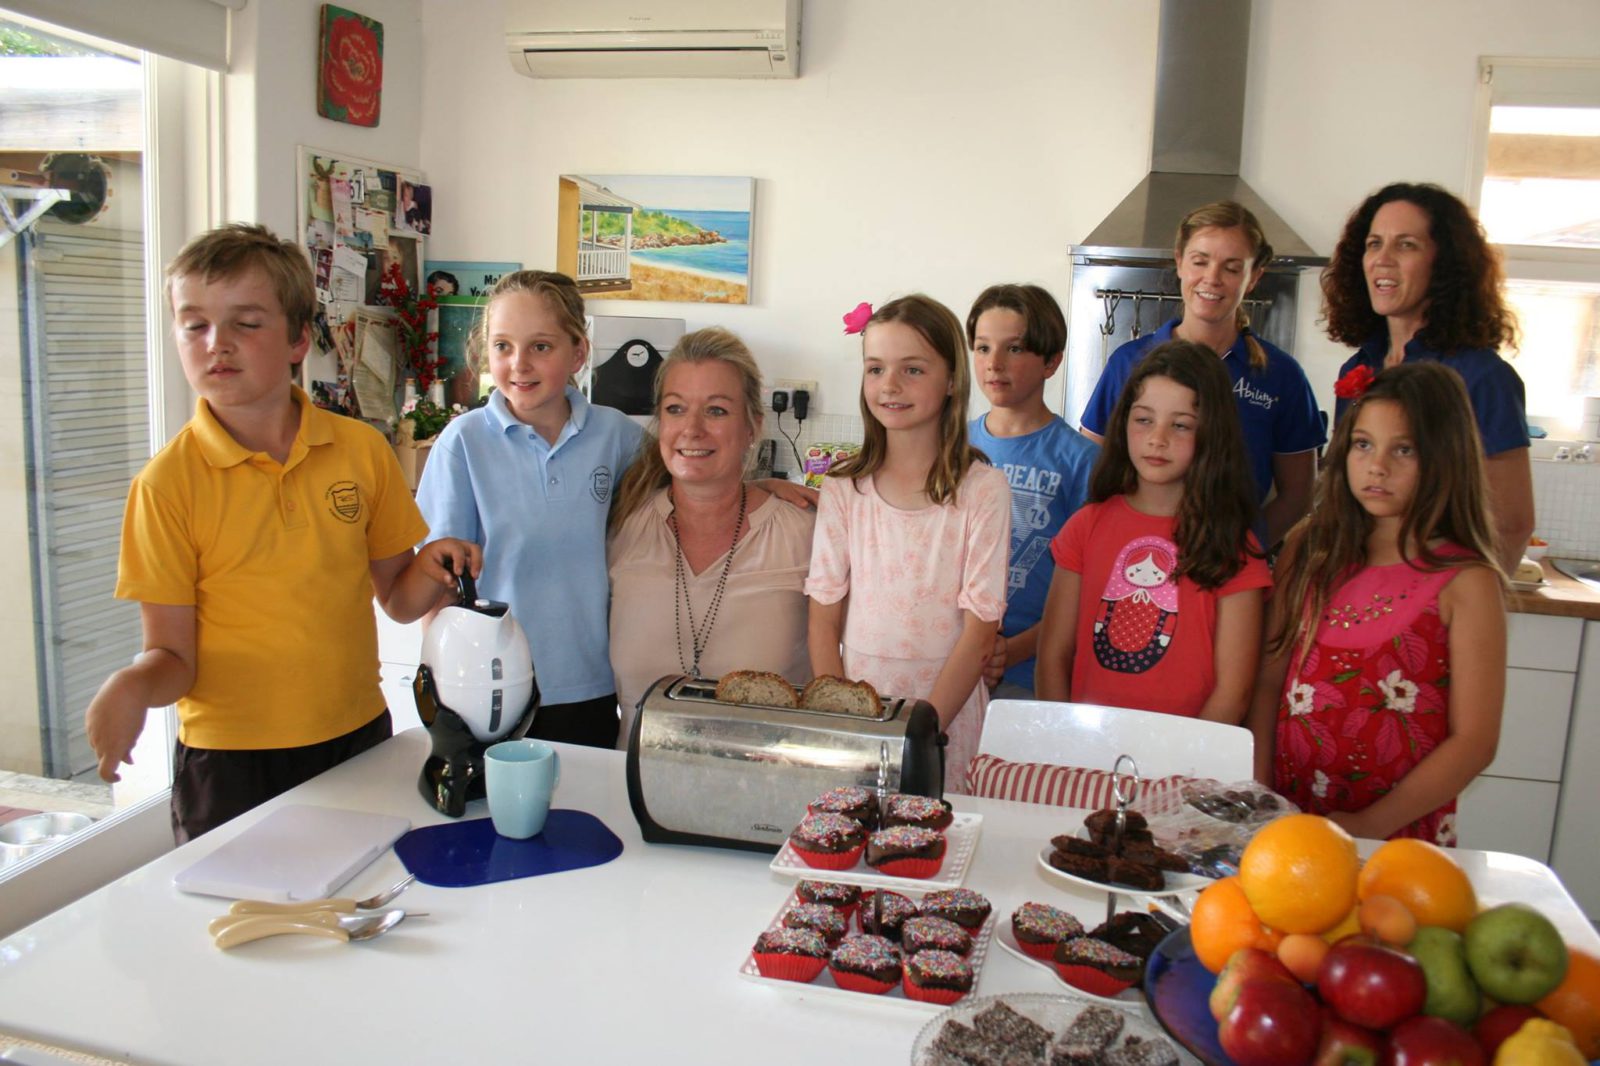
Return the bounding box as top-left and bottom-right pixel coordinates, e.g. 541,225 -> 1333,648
1537,946 -> 1600,1059
1190,875 -> 1284,973
1238,814 -> 1360,934
1356,838 -> 1477,933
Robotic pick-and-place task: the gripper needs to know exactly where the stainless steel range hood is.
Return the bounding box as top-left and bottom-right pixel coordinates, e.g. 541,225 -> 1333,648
1076,0 -> 1325,267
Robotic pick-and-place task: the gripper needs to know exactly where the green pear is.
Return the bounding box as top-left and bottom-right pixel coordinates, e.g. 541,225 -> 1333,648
1406,925 -> 1482,1026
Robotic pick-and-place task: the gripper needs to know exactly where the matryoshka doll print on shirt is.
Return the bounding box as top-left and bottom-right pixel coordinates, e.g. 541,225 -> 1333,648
1092,534 -> 1179,674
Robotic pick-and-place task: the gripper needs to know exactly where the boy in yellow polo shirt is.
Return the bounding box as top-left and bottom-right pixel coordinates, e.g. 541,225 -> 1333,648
85,223 -> 480,842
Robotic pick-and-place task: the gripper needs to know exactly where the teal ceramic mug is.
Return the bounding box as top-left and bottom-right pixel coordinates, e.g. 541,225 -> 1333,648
484,739 -> 561,839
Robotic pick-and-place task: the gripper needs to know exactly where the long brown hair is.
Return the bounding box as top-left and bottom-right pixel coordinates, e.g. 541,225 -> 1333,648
608,326 -> 765,531
471,270 -> 589,383
1267,361 -> 1503,666
1089,339 -> 1258,589
1175,201 -> 1273,371
1321,182 -> 1519,353
830,294 -> 987,504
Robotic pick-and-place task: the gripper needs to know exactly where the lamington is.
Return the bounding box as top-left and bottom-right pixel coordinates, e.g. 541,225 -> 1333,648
1049,1004 -> 1126,1066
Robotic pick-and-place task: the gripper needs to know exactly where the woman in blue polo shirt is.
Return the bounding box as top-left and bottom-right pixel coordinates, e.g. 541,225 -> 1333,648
1079,201 -> 1324,551
1321,182 -> 1531,576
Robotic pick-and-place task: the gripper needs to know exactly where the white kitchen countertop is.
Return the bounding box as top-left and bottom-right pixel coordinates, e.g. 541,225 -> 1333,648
0,730 -> 1594,1065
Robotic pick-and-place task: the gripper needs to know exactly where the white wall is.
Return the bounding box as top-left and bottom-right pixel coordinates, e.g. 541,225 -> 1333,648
416,0 -> 1600,423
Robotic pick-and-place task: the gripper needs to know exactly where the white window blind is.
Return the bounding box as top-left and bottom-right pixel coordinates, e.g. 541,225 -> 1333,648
3,0 -> 241,71
1485,58 -> 1600,109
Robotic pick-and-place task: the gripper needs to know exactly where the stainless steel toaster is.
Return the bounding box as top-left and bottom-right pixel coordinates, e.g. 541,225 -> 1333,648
625,675 -> 945,853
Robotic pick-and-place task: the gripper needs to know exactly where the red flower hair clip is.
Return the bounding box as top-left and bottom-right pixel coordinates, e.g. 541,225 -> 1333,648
842,302 -> 874,335
1334,364 -> 1376,400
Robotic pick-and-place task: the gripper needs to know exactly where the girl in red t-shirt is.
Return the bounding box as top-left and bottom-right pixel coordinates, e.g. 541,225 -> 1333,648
1250,362 -> 1505,845
1036,340 -> 1270,720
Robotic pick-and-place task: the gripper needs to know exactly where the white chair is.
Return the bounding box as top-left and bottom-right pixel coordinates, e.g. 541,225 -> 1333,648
977,698 -> 1254,782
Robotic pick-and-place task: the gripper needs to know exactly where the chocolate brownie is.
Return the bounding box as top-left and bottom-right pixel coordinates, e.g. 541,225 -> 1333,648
1085,808 -> 1147,834
1054,937 -> 1143,985
971,1001 -> 1052,1060
1120,841 -> 1191,873
1049,1005 -> 1126,1066
900,915 -> 973,956
865,825 -> 946,869
827,933 -> 901,984
789,811 -> 864,857
1104,1035 -> 1179,1066
882,792 -> 954,831
1104,856 -> 1165,892
796,879 -> 860,909
1090,911 -> 1168,963
918,888 -> 992,930
1050,834 -> 1109,859
782,902 -> 847,945
1090,825 -> 1155,849
809,785 -> 876,827
1049,847 -> 1110,882
1011,901 -> 1084,953
933,1020 -> 1032,1066
752,927 -> 828,961
858,889 -> 917,940
905,948 -> 973,996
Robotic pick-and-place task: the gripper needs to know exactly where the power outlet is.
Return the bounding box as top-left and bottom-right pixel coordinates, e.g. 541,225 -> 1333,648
772,378 -> 817,415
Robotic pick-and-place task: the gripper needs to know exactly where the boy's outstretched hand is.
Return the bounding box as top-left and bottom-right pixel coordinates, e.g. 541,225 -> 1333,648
372,538 -> 484,623
414,537 -> 483,587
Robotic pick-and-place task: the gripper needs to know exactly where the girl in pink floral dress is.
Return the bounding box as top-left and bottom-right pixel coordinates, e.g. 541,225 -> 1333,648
1252,362 -> 1507,845
807,296 -> 1010,792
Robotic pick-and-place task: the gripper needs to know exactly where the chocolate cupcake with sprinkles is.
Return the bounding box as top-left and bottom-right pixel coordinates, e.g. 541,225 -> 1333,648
917,888 -> 992,931
1053,936 -> 1144,998
901,948 -> 974,1005
864,824 -> 947,878
807,785 -> 877,828
788,811 -> 865,870
1010,901 -> 1085,961
781,902 -> 847,946
827,933 -> 902,994
857,889 -> 917,941
899,915 -> 973,957
880,792 -> 954,831
794,879 -> 861,923
751,927 -> 829,983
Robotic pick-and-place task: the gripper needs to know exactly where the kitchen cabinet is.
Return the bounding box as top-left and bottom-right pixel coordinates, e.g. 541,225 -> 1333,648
1550,619 -> 1600,920
374,606 -> 423,734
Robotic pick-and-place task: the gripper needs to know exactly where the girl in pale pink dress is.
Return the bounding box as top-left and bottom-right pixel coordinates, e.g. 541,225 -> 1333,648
806,296 -> 1010,792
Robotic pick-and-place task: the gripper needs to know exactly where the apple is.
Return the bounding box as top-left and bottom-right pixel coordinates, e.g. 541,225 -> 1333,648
1407,926 -> 1482,1026
1211,947 -> 1299,1021
1462,903 -> 1569,1004
1385,1015 -> 1486,1066
1314,1007 -> 1385,1066
1219,978 -> 1322,1066
1470,1004 -> 1541,1059
1318,940 -> 1429,1030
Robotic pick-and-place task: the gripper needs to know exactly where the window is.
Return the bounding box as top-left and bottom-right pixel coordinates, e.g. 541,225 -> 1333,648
1472,58 -> 1600,436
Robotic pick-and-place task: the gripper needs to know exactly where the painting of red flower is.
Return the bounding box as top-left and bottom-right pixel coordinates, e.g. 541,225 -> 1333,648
318,5 -> 383,127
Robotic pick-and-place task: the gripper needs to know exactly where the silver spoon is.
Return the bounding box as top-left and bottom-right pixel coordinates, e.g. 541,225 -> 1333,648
228,873 -> 416,915
211,909 -> 416,950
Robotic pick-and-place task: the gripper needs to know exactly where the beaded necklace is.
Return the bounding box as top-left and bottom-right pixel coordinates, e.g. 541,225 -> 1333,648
668,483 -> 747,677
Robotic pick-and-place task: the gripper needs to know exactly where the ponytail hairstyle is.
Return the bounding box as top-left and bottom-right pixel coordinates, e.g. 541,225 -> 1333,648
830,294 -> 988,504
1267,361 -> 1503,667
470,270 -> 589,386
1175,201 -> 1273,371
1088,339 -> 1259,589
608,326 -> 766,531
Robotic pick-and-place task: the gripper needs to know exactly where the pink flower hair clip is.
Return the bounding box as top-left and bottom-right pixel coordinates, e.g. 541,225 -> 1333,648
1334,364 -> 1376,401
842,302 -> 874,335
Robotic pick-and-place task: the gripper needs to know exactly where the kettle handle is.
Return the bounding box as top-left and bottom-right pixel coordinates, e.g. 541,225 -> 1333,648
449,559 -> 478,607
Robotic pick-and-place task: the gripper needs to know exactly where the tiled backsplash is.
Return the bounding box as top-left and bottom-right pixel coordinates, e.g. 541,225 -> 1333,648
1532,458 -> 1600,560
761,412 -> 865,478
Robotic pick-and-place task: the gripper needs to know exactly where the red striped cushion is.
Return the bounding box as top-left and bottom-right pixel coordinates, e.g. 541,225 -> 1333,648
965,753 -> 1188,808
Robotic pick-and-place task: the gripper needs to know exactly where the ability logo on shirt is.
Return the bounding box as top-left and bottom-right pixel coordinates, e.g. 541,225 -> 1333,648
325,480 -> 363,523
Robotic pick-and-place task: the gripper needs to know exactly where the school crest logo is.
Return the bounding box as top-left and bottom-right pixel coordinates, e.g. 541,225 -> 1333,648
591,466 -> 613,503
325,480 -> 362,522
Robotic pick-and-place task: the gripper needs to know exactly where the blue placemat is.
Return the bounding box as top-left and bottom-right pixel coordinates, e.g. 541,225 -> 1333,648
394,809 -> 623,888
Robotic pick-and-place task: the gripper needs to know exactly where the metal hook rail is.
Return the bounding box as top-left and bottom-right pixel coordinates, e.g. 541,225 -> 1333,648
1094,288 -> 1276,337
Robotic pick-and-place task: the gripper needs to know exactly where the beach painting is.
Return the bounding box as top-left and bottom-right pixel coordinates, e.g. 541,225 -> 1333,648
556,173 -> 753,304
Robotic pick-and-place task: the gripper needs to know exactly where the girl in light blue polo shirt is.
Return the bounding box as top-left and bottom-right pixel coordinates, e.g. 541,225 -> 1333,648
418,271 -> 643,748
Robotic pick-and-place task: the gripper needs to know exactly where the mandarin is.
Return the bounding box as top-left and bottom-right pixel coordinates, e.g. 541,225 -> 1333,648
1190,875 -> 1284,973
1238,814 -> 1360,934
1536,946 -> 1600,1059
1356,838 -> 1477,933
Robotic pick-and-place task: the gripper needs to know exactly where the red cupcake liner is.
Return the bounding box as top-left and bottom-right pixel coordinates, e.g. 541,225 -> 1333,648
1013,934 -> 1059,961
1052,961 -> 1135,998
827,965 -> 896,995
753,951 -> 827,983
867,853 -> 945,879
901,973 -> 968,1005
792,841 -> 864,870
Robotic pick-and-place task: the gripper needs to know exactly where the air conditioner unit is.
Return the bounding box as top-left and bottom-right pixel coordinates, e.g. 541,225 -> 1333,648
507,0 -> 800,79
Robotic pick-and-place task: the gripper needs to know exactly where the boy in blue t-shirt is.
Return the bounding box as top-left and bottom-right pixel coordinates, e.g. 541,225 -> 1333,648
966,284 -> 1099,697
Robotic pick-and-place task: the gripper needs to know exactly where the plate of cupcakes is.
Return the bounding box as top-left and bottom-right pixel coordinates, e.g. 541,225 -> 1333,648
769,786 -> 984,891
910,992 -> 1186,1066
740,881 -> 997,1011
994,900 -> 1176,1004
1038,808 -> 1213,897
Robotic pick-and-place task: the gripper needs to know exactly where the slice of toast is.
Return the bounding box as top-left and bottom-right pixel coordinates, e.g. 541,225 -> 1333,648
713,670 -> 800,708
799,675 -> 882,717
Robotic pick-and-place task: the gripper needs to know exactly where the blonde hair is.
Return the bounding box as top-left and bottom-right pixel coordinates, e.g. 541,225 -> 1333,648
609,326 -> 766,530
471,270 -> 588,382
165,223 -> 315,344
1175,201 -> 1272,371
829,294 -> 987,504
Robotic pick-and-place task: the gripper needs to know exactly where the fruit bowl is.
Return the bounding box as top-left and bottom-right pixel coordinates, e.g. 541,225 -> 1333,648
1143,926 -> 1234,1066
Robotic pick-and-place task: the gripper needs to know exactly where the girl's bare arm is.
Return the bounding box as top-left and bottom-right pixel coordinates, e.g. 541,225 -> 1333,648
1033,568 -> 1081,702
1198,588 -> 1265,725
